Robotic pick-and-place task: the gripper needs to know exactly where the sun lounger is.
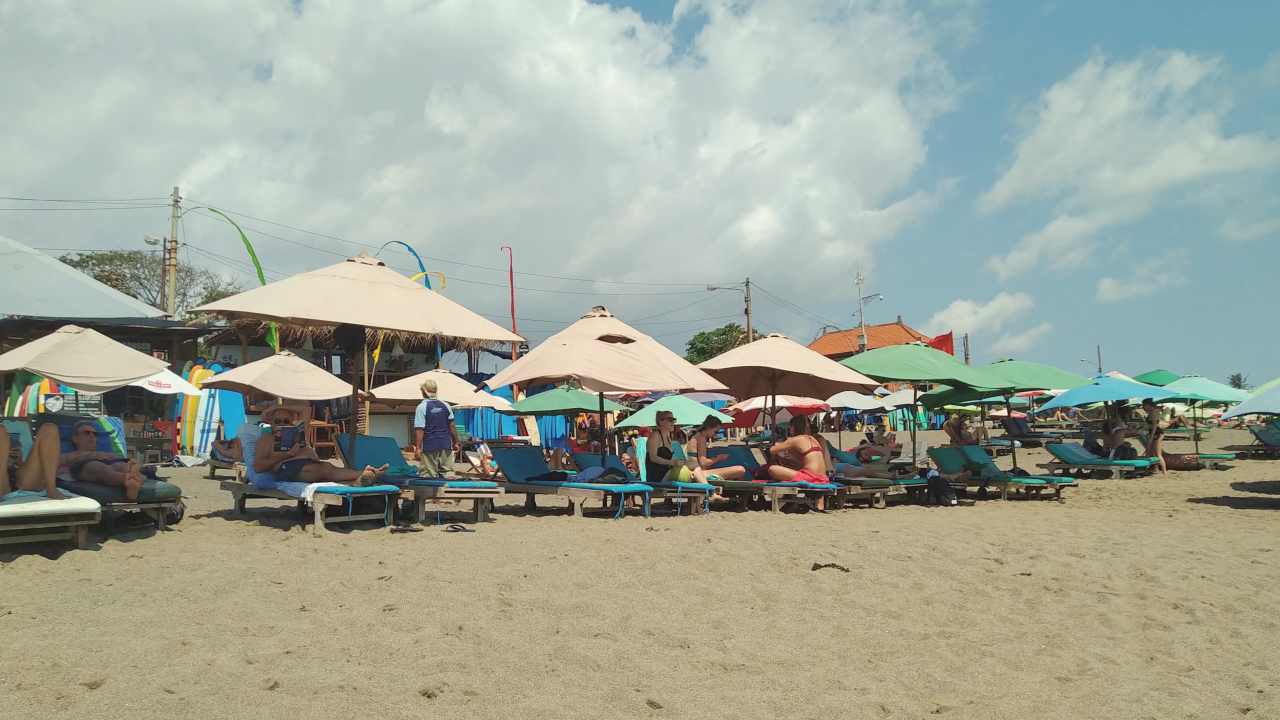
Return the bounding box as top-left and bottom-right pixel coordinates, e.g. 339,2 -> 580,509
706,444 -> 883,510
222,424 -> 401,536
23,414 -> 186,530
337,433 -> 503,523
1221,425 -> 1280,458
953,445 -> 1075,501
0,488 -> 100,549
1038,442 -> 1157,479
573,447 -> 711,515
490,445 -> 652,519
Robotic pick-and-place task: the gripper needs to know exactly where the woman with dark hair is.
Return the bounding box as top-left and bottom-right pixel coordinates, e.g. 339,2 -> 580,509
688,415 -> 748,483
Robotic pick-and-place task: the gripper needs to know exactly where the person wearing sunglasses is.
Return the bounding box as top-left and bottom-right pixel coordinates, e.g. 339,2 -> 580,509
1,422 -> 65,500
61,421 -> 145,501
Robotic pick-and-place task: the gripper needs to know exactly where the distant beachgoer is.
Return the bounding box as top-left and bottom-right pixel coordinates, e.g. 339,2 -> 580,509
943,414 -> 976,445
1141,399 -> 1168,475
62,421 -> 144,500
872,424 -> 899,449
413,378 -> 460,477
211,438 -> 242,463
256,406 -> 386,485
1,422 -> 65,499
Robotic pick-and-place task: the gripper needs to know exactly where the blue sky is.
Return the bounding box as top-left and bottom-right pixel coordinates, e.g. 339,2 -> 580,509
602,0 -> 1280,383
2,1 -> 1277,386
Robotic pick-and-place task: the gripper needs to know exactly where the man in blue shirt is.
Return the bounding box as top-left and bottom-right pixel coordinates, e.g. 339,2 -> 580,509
413,378 -> 460,477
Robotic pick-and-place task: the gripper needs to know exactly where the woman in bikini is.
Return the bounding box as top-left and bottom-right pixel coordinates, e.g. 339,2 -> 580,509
1140,399 -> 1169,475
644,411 -> 687,483
687,416 -> 747,489
762,415 -> 831,486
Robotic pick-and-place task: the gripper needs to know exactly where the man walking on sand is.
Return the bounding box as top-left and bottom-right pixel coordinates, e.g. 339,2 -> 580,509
414,378 -> 460,477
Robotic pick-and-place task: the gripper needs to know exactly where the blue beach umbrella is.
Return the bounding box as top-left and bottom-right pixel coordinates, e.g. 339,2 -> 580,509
1039,375 -> 1175,412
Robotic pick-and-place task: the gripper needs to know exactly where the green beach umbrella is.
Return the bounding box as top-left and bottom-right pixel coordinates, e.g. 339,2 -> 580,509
503,385 -> 625,417
1134,369 -> 1182,387
616,394 -> 732,430
842,344 -> 1014,466
921,360 -> 1088,408
1162,376 -> 1249,404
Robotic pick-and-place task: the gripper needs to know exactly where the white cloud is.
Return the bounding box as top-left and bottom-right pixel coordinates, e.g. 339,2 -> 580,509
990,322 -> 1053,357
1221,216 -> 1280,243
924,291 -> 1034,337
0,0 -> 965,349
1095,248 -> 1189,303
981,51 -> 1280,280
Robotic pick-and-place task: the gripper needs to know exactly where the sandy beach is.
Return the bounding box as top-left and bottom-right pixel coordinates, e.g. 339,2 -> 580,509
2,429 -> 1278,719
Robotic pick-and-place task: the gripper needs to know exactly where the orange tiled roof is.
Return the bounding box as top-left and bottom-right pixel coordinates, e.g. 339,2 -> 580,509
808,319 -> 930,359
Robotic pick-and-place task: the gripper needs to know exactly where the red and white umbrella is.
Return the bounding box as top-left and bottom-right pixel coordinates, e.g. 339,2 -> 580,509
727,395 -> 829,428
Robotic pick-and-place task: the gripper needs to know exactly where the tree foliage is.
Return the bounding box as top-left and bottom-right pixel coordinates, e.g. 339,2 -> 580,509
685,323 -> 747,364
1228,372 -> 1248,390
60,250 -> 243,315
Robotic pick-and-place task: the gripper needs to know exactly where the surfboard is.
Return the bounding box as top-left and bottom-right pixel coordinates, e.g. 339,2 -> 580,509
218,389 -> 247,440
181,364 -> 204,453
193,364 -> 223,457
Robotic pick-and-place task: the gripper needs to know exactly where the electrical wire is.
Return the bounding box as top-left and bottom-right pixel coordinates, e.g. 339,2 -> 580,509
0,195 -> 170,203
0,204 -> 169,212
751,282 -> 843,328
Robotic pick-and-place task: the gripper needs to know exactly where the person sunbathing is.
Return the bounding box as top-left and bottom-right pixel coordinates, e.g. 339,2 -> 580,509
61,421 -> 145,501
942,414 -> 977,445
685,416 -> 742,496
1,422 -> 65,499
760,415 -> 830,486
872,424 -> 899,449
255,406 -> 388,485
211,438 -> 243,463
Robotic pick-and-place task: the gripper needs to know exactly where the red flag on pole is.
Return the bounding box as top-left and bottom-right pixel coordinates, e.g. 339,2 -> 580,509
928,331 -> 954,355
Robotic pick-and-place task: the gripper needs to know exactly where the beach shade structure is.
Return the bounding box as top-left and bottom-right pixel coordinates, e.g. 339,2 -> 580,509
879,387 -> 923,409
202,351 -> 354,401
0,324 -> 168,394
1162,376 -> 1250,405
842,344 -> 1015,467
825,390 -> 888,447
502,385 -> 626,417
193,254 -> 522,459
1134,369 -> 1182,387
615,394 -> 733,430
129,368 -> 201,396
484,306 -> 728,466
1223,382 -> 1280,420
920,360 -> 1088,408
726,395 -> 829,428
698,334 -> 878,434
1155,386 -> 1227,457
1038,375 -> 1175,412
370,369 -> 512,411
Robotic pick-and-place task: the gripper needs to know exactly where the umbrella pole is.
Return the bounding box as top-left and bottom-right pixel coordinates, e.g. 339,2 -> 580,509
911,385 -> 918,467
1004,394 -> 1019,470
1193,401 -> 1200,457
346,343 -> 361,465
598,391 -> 606,468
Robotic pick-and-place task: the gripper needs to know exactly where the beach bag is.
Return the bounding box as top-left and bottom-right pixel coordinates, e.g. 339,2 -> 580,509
1112,443 -> 1138,460
1162,453 -> 1202,471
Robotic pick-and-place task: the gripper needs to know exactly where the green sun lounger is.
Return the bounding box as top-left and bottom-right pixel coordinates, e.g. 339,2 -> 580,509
1222,425 -> 1280,458
952,445 -> 1074,501
1040,443 -> 1156,479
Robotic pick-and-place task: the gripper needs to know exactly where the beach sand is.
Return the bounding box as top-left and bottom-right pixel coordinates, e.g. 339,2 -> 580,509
2,429 -> 1278,719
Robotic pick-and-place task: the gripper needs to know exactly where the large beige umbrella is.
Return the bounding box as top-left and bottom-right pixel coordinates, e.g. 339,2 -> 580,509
484,306 -> 727,393
483,306 -> 726,466
193,254 -> 523,458
698,334 -> 879,398
371,369 -> 512,411
202,351 -> 353,400
0,324 -> 168,394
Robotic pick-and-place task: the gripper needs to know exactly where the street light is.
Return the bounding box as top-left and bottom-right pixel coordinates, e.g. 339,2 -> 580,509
854,271 -> 885,352
707,279 -> 752,342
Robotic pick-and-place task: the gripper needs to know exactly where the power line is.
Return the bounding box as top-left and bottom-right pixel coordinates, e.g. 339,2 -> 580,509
0,195 -> 170,203
186,196 -> 730,288
0,204 -> 168,212
751,282 -> 843,328
631,293 -> 724,321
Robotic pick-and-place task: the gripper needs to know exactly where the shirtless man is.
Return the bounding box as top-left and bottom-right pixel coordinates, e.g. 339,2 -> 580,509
254,406 -> 388,485
63,421 -> 146,500
1,422 -> 65,499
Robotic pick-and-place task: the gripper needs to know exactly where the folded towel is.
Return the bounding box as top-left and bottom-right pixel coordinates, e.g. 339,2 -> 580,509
301,482 -> 346,503
2,489 -> 47,501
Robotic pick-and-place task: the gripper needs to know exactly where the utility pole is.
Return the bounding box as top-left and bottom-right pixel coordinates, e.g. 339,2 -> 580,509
743,277 -> 753,343
962,333 -> 971,365
855,271 -> 867,352
163,186 -> 181,317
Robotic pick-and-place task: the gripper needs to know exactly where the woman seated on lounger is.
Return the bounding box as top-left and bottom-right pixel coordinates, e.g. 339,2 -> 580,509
1,422 -> 64,499
759,415 -> 831,486
254,406 -> 388,485
687,415 -> 748,484
61,421 -> 146,501
645,411 -> 691,483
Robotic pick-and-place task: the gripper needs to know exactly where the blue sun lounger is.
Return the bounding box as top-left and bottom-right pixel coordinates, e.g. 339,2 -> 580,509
1039,442 -> 1157,479
571,449 -> 712,515
337,434 -> 503,523
946,445 -> 1074,501
222,424 -> 401,536
491,445 -> 651,519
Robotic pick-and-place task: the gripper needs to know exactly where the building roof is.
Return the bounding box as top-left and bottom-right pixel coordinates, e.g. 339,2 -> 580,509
0,235 -> 165,319
808,317 -> 930,359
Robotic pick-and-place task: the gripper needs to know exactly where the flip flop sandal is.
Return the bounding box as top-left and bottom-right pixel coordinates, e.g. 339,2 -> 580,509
444,524 -> 475,533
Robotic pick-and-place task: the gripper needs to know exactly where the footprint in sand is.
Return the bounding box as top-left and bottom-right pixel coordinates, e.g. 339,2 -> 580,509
80,678 -> 107,690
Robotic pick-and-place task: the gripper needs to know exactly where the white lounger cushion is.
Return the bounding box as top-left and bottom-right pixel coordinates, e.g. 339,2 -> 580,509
0,491 -> 101,519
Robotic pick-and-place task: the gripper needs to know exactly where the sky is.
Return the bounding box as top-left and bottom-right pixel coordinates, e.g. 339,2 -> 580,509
1,0 -> 1277,385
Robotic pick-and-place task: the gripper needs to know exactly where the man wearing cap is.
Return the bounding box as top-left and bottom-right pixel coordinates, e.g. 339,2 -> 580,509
414,379 -> 460,477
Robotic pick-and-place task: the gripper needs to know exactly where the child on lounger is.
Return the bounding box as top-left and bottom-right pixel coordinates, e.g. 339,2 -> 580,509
1,422 -> 64,499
